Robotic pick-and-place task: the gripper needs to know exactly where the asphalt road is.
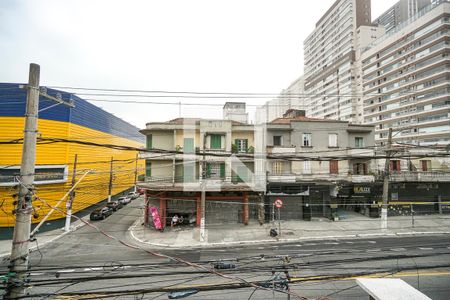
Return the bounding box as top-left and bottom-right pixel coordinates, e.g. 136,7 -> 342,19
2,198 -> 450,299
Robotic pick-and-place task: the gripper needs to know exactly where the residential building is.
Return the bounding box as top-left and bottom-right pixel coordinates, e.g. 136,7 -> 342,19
303,0 -> 373,123
265,109 -> 377,220
0,83 -> 144,231
374,0 -> 431,33
138,112 -> 265,228
262,76 -> 305,122
223,102 -> 248,123
361,1 -> 450,146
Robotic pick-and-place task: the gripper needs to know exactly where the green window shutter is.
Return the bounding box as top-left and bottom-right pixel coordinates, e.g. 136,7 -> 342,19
184,138 -> 194,153
146,135 -> 152,149
206,163 -> 212,178
244,139 -> 248,152
234,139 -> 239,151
210,135 -> 221,149
220,163 -> 225,179
145,160 -> 151,178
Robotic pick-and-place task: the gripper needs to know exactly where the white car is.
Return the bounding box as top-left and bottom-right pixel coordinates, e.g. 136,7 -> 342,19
127,192 -> 140,200
118,196 -> 131,205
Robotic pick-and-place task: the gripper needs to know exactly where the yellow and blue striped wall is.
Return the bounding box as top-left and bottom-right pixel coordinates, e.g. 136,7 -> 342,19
0,83 -> 144,228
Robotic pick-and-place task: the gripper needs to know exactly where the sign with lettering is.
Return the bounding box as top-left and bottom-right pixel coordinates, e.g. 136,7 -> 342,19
353,186 -> 371,194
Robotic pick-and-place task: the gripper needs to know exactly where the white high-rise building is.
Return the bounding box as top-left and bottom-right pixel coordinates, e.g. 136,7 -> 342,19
361,1 -> 450,146
303,0 -> 374,123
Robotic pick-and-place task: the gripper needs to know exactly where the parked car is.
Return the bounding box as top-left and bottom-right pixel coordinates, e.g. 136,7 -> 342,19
106,200 -> 123,211
90,207 -> 113,220
118,196 -> 131,205
127,192 -> 139,200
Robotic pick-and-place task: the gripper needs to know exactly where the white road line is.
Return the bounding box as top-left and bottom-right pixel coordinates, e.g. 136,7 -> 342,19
57,269 -> 75,273
30,273 -> 44,276
367,241 -> 376,244
257,247 -> 265,250
83,267 -> 103,271
295,244 -> 303,247
304,243 -> 317,246
367,249 -> 381,252
418,247 -> 433,250
390,248 -> 407,252
323,242 -> 339,245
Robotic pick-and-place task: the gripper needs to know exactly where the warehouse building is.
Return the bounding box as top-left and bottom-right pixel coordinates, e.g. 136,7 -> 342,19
0,83 -> 144,232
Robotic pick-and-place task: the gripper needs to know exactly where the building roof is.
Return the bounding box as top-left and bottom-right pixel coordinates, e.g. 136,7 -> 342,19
145,117 -> 246,127
270,116 -> 347,124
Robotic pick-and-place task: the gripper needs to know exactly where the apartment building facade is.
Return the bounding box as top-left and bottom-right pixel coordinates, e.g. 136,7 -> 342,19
265,109 -> 377,220
138,117 -> 265,228
303,0 -> 373,123
374,0 -> 431,33
361,1 -> 450,146
262,76 -> 305,122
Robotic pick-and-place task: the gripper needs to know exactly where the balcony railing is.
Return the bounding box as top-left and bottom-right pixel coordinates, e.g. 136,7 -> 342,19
389,171 -> 450,182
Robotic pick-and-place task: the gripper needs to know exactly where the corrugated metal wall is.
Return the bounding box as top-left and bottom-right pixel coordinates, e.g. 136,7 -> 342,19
0,83 -> 145,227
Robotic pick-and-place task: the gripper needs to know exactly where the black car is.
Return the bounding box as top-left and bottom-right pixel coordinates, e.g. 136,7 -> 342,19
106,200 -> 123,211
90,207 -> 113,220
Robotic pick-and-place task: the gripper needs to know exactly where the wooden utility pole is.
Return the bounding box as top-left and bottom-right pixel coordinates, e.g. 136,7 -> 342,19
108,157 -> 113,202
381,128 -> 393,230
133,153 -> 138,192
64,154 -> 78,232
7,64 -> 40,299
200,134 -> 206,242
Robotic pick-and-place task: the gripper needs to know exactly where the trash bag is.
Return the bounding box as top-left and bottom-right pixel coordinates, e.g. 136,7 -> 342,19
270,228 -> 278,237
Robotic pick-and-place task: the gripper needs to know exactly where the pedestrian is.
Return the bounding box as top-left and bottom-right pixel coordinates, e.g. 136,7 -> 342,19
171,214 -> 179,228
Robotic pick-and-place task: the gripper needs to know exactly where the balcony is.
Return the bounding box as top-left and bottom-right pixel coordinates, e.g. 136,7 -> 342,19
389,171 -> 450,182
267,146 -> 296,155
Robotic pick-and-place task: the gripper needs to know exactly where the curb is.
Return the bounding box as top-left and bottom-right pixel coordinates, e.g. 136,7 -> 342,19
128,222 -> 450,250
0,218 -> 87,259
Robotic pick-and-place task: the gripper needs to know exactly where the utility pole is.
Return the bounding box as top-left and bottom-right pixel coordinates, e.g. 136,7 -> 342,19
134,153 -> 138,192
7,63 -> 40,299
200,134 -> 206,242
64,154 -> 77,232
108,157 -> 113,203
381,128 -> 393,230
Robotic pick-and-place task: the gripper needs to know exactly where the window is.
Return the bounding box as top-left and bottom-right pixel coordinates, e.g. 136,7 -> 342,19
145,160 -> 151,178
328,133 -> 338,147
235,139 -> 248,153
303,133 -> 312,147
206,162 -> 225,179
273,136 -> 282,146
183,138 -> 194,153
421,160 -> 431,172
355,137 -> 364,148
329,160 -> 339,174
272,161 -> 283,175
303,161 -> 311,174
210,134 -> 222,149
353,163 -> 367,175
146,134 -> 152,149
0,165 -> 68,186
390,160 -> 401,173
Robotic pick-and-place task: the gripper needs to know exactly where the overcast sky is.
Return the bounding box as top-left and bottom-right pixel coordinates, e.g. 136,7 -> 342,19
0,0 -> 397,128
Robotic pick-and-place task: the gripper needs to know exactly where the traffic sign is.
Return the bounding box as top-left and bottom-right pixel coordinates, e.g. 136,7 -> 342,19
274,198 -> 283,208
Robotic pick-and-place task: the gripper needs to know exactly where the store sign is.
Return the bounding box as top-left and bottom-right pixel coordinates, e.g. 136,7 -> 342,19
354,186 -> 371,194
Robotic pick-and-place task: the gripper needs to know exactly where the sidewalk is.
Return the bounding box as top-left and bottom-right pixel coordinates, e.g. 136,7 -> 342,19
129,214 -> 450,249
0,216 -> 87,258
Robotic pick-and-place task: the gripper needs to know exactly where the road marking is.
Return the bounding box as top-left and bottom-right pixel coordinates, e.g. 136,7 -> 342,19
295,244 -> 303,247
304,243 -> 317,246
367,241 -> 376,244
390,248 -> 407,252
418,247 -> 433,250
257,247 -> 265,250
84,267 -> 103,271
324,242 -> 339,245
345,241 -> 354,244
30,272 -> 44,276
57,269 -> 75,273
367,249 -> 381,252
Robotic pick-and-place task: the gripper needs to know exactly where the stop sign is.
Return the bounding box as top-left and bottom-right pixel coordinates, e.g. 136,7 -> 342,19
274,198 -> 283,208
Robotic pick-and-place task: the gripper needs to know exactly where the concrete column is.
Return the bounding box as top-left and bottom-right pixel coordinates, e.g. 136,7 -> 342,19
243,192 -> 249,225
160,194 -> 166,229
